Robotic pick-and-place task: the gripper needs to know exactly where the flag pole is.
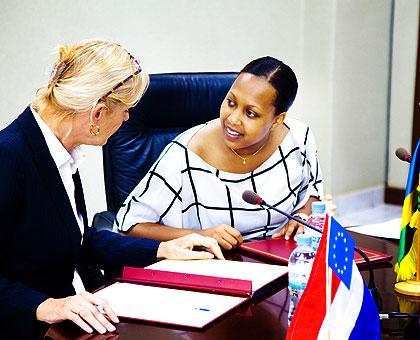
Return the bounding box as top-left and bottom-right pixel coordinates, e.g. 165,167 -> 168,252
324,205 -> 336,339
327,267 -> 332,340
325,214 -> 332,339
417,227 -> 420,283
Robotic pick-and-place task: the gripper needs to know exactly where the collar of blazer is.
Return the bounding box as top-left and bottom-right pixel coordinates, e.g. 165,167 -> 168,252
17,107 -> 85,252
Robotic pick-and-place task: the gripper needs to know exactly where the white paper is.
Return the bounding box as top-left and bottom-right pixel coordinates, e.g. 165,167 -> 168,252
95,281 -> 246,328
346,217 -> 401,239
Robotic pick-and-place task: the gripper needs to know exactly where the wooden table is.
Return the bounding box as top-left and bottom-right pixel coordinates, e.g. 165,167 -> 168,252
44,232 -> 419,340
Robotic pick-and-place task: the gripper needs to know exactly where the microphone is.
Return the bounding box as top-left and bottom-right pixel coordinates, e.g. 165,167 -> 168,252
241,190 -> 321,233
395,147 -> 412,163
242,190 -> 383,310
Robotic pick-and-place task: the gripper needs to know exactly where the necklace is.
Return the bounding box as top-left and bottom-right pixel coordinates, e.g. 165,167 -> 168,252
230,140 -> 268,165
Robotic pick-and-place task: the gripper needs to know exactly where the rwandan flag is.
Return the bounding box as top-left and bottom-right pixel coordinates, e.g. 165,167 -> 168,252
395,139 -> 420,282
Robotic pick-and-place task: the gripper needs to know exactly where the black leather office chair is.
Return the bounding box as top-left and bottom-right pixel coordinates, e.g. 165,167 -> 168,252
85,73 -> 237,288
92,72 -> 237,228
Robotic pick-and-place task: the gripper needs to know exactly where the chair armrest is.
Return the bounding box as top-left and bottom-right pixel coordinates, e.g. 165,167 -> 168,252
92,211 -> 117,232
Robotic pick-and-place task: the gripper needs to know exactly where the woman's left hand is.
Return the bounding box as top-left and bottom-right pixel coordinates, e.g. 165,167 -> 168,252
271,219 -> 304,241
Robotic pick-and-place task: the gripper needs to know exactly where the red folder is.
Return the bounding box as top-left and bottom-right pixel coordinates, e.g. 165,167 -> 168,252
94,259 -> 287,328
240,238 -> 392,266
121,266 -> 252,297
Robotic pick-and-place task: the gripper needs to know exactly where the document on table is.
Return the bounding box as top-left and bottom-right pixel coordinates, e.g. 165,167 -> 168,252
95,281 -> 246,328
147,259 -> 288,292
346,217 -> 401,239
94,259 -> 287,328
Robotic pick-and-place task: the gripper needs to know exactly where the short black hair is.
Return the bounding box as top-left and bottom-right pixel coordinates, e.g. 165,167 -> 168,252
240,56 -> 298,115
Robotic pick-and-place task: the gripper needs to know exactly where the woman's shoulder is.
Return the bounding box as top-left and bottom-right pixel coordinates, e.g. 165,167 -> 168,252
0,119 -> 27,154
283,116 -> 318,151
170,121 -> 211,146
284,116 -> 315,142
284,115 -> 310,133
186,119 -> 220,155
157,124 -> 206,158
0,123 -> 28,177
153,122 -> 214,168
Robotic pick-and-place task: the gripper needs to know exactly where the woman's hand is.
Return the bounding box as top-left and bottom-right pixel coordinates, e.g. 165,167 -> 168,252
36,291 -> 119,334
200,224 -> 243,250
157,233 -> 225,260
272,219 -> 304,241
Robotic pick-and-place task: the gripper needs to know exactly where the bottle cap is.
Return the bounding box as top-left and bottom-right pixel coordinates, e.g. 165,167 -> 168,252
311,201 -> 326,213
296,234 -> 312,246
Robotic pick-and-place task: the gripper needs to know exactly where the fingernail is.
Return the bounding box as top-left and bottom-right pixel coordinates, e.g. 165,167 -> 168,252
109,325 -> 116,332
285,236 -> 289,240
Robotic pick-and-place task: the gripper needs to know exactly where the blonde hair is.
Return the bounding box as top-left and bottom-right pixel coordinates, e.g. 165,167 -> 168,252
32,39 -> 149,126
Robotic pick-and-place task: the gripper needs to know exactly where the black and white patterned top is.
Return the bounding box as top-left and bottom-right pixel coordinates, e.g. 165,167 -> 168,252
115,116 -> 323,239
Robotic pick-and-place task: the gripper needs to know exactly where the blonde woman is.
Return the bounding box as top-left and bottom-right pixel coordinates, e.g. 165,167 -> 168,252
0,39 -> 223,339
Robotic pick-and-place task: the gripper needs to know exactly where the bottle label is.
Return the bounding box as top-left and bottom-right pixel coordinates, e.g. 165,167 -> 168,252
307,217 -> 325,251
312,235 -> 321,251
288,263 -> 312,290
308,217 -> 325,230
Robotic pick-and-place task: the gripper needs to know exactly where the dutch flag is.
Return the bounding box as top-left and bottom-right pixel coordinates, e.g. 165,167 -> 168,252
286,216 -> 381,339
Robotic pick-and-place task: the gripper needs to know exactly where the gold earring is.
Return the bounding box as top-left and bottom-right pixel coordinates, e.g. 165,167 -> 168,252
89,124 -> 100,136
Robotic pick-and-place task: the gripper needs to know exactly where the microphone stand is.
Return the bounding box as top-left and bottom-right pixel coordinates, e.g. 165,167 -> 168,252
257,198 -> 322,233
354,247 -> 382,311
257,198 -> 383,311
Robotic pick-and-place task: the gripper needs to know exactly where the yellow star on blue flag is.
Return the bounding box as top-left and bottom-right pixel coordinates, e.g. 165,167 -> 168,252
328,217 -> 355,289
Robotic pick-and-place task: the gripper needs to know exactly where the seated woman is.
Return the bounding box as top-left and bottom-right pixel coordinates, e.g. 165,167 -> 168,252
0,39 -> 223,339
115,56 -> 323,250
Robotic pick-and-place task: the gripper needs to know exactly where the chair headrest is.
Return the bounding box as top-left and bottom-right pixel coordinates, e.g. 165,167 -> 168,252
103,72 -> 237,212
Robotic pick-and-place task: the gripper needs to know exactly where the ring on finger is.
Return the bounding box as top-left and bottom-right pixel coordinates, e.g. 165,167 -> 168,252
76,306 -> 86,317
95,304 -> 105,314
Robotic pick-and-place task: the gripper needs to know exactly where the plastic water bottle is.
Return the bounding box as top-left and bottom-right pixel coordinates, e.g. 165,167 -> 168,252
305,201 -> 326,251
288,234 -> 315,325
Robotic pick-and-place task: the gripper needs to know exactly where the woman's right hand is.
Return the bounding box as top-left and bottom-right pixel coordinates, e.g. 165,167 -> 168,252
200,224 -> 243,250
36,291 -> 119,334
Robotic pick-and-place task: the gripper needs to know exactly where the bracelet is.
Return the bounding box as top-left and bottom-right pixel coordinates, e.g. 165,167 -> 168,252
292,212 -> 309,222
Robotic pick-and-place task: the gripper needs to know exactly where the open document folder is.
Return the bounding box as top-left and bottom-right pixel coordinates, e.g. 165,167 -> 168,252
94,259 -> 287,328
240,238 -> 392,266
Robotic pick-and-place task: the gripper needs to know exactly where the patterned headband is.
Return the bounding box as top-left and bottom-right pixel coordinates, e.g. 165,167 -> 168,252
48,61 -> 67,87
101,52 -> 142,100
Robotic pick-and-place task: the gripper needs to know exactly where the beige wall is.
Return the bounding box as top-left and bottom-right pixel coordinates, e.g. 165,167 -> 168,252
331,1 -> 392,194
388,0 -> 419,189
297,0 -> 394,196
0,0 -> 416,221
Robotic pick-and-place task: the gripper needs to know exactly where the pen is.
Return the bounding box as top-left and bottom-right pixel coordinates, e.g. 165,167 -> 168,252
195,307 -> 210,311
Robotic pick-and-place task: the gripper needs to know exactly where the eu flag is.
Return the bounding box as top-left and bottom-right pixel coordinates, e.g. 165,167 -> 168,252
328,217 -> 355,289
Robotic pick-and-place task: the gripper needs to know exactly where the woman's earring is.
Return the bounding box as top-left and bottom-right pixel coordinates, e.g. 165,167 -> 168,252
90,124 -> 100,136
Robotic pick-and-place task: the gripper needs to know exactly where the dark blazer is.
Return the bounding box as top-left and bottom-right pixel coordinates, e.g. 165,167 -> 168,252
0,107 -> 161,339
